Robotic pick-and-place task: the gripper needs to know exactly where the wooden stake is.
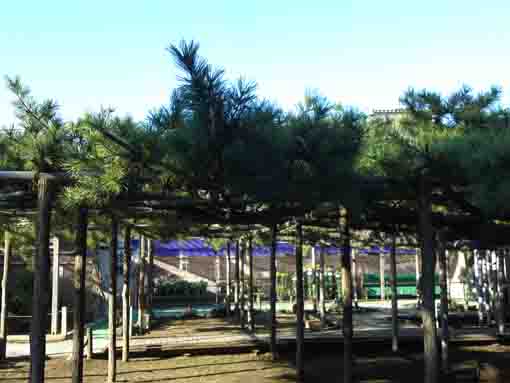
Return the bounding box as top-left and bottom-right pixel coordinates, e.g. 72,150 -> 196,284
295,222 -> 305,382
108,217 -> 118,383
248,236 -> 254,332
30,175 -> 54,383
240,239 -> 246,329
50,237 -> 60,335
72,207 -> 88,383
0,231 -> 11,360
437,231 -> 449,374
379,252 -> 386,300
418,177 -> 439,383
234,241 -> 240,321
341,209 -> 353,383
138,235 -> 146,333
225,242 -> 231,317
269,224 -> 278,360
122,226 -> 131,362
85,327 -> 93,360
147,240 -> 154,320
319,247 -> 326,329
389,230 -> 399,353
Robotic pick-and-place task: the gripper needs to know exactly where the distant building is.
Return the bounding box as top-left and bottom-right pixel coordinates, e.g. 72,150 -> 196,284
369,108 -> 407,124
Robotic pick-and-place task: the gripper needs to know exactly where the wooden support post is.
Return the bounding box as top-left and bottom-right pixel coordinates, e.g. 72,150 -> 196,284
311,247 -> 317,312
215,254 -> 220,304
240,239 -> 246,329
352,249 -> 358,309
61,306 -> 67,336
147,239 -> 154,323
86,327 -> 93,360
122,226 -> 131,363
341,210 -> 353,383
379,252 -> 386,300
389,230 -> 399,353
438,231 -> 449,374
138,235 -> 146,333
225,242 -> 231,316
474,250 -> 484,325
295,222 -> 305,382
416,249 -> 421,307
248,236 -> 255,332
108,217 -> 118,383
319,247 -> 326,328
269,225 -> 278,360
497,249 -> 505,335
0,231 -> 11,360
234,241 -> 240,321
30,175 -> 54,383
72,207 -> 88,383
51,237 -> 60,335
418,177 -> 439,383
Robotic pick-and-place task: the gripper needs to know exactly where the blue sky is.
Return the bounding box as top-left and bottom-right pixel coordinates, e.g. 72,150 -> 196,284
1,1 -> 510,125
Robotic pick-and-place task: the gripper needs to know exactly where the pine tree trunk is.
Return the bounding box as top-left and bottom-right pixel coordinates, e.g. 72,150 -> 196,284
138,236 -> 146,334
108,217 -> 118,383
234,241 -> 240,321
437,231 -> 449,374
72,207 -> 88,383
474,250 -> 484,325
226,242 -> 231,317
269,224 -> 278,360
341,209 -> 353,383
0,231 -> 11,360
248,236 -> 255,332
319,247 -> 326,328
389,230 -> 399,353
418,178 -> 439,383
295,222 -> 305,382
122,226 -> 131,362
30,175 -> 54,383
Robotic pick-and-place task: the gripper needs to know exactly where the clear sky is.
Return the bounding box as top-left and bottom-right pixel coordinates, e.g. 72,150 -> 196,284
1,1 -> 510,125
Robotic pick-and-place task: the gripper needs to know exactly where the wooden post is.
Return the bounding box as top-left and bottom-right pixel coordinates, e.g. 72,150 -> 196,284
379,251 -> 386,300
122,226 -> 131,363
269,225 -> 278,360
51,237 -> 60,335
474,250 -> 484,325
225,242 -> 231,316
234,240 -> 240,321
86,327 -> 93,360
147,239 -> 154,322
248,236 -> 255,332
311,247 -> 317,312
389,230 -> 399,353
138,235 -> 146,333
240,239 -> 246,329
0,231 -> 11,360
352,249 -> 358,309
416,249 -> 421,307
341,209 -> 353,383
497,249 -> 505,335
72,207 -> 88,383
418,177 -> 439,383
295,222 -> 305,382
30,175 -> 54,383
61,306 -> 67,336
438,231 -> 449,373
319,247 -> 326,328
108,217 -> 118,383
215,254 -> 220,304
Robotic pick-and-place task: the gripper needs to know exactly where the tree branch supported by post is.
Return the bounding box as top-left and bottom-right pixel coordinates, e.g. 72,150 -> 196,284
341,210 -> 353,383
248,236 -> 255,332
